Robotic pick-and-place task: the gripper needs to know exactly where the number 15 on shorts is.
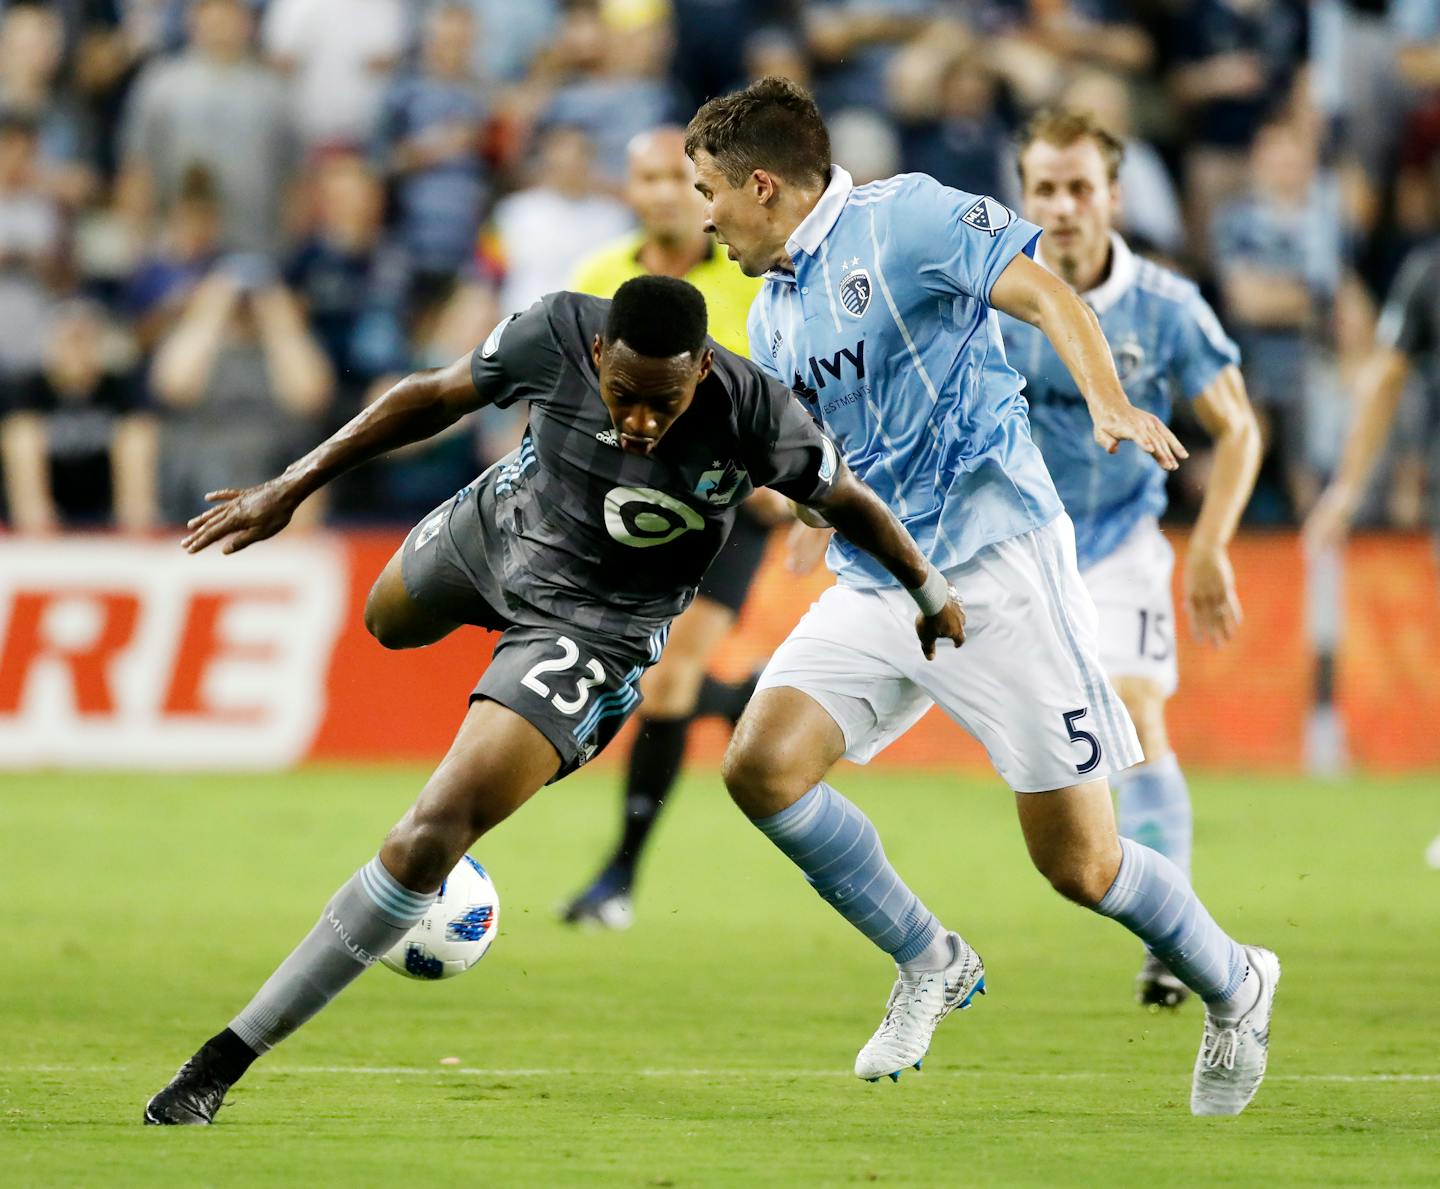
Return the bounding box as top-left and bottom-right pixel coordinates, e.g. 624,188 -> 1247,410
1063,708 -> 1102,776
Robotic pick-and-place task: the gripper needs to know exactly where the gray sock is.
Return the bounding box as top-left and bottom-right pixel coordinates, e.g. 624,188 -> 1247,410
229,857 -> 435,1053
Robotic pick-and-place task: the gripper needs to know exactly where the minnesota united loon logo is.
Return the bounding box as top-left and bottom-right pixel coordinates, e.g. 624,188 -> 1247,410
694,459 -> 747,505
839,260 -> 872,318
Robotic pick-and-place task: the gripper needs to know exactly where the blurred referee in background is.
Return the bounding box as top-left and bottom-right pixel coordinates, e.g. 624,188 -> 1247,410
559,126 -> 791,927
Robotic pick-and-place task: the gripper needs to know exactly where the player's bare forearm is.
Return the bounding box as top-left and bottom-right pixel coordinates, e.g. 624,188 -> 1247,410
1190,365 -> 1261,553
808,468 -> 928,589
990,253 -> 1185,468
1305,347 -> 1410,550
279,355 -> 481,501
181,355 -> 482,556
1330,348 -> 1408,512
809,468 -> 964,657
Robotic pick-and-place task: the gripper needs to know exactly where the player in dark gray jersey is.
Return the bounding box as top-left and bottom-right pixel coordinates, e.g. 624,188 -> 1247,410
1307,240 -> 1440,868
144,276 -> 967,1125
1308,240 -> 1440,551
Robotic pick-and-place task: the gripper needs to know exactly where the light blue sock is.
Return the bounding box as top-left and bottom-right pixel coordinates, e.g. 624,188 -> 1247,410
753,783 -> 942,964
1094,837 -> 1247,1004
1116,752 -> 1192,878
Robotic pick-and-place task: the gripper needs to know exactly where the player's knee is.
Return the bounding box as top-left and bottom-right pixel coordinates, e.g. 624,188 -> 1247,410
721,737 -> 806,819
363,587 -> 405,649
641,659 -> 704,718
1036,851 -> 1121,907
383,808 -> 475,892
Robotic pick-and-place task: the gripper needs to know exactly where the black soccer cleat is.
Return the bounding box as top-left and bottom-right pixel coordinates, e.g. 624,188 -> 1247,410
1136,954 -> 1192,1011
559,866 -> 634,930
144,1054 -> 232,1125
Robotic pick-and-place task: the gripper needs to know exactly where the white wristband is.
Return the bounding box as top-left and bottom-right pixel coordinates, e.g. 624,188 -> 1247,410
908,564 -> 951,617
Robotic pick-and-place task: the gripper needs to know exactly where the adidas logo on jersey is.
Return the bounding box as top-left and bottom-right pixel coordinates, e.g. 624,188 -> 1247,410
596,428 -> 619,446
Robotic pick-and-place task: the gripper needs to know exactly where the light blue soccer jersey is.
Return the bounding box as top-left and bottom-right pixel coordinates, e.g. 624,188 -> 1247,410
748,167 -> 1062,588
999,233 -> 1240,570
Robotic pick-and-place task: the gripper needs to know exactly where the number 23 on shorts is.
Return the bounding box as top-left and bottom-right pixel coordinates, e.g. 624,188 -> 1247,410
520,636 -> 608,715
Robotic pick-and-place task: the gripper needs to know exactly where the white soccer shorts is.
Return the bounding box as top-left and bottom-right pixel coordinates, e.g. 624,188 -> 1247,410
756,513 -> 1142,793
1081,517 -> 1179,697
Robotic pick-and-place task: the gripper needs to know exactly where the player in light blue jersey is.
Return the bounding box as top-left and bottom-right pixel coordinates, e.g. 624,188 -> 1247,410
686,78 -> 1279,1116
1001,109 -> 1262,1011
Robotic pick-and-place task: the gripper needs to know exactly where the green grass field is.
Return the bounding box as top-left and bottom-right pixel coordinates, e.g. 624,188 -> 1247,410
3,764 -> 1438,1186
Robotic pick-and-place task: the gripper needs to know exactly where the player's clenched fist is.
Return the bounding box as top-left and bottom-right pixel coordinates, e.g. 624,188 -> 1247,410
915,591 -> 966,661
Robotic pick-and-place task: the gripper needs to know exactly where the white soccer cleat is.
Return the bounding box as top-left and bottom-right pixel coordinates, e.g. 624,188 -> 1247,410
1424,834 -> 1440,870
1190,945 -> 1281,1117
854,933 -> 985,1083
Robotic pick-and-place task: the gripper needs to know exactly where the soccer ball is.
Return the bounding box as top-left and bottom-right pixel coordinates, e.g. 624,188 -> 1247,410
380,854 -> 500,980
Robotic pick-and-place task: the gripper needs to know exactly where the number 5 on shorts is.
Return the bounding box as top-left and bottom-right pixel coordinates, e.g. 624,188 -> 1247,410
1063,708 -> 1102,776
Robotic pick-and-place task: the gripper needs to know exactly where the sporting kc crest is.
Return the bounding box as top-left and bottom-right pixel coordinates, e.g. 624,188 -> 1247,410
839,263 -> 872,318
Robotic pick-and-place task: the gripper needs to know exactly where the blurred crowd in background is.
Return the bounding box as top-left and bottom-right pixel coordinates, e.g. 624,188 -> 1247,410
0,0 -> 1434,534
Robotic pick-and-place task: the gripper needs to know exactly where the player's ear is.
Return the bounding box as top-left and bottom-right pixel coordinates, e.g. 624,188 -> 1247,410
591,334 -> 605,370
694,347 -> 715,384
752,169 -> 776,205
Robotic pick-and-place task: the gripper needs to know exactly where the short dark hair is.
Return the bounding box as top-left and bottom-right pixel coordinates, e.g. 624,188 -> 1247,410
605,276 -> 708,358
684,76 -> 831,190
1015,108 -> 1125,185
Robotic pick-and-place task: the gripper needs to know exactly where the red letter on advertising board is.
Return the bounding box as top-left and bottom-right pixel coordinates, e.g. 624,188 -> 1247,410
0,591 -> 141,715
163,590 -> 287,721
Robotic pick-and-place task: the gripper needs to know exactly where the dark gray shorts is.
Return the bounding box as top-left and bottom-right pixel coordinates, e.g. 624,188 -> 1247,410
400,485 -> 656,781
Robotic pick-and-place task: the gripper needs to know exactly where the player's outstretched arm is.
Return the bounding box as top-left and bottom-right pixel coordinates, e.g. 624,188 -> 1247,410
1186,364 -> 1261,646
803,468 -> 966,660
1305,346 -> 1410,551
182,355 -> 483,555
990,253 -> 1188,470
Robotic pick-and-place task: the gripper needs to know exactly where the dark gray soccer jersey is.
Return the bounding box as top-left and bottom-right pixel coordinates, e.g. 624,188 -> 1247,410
1377,240 -> 1440,528
1379,241 -> 1440,373
463,291 -> 839,649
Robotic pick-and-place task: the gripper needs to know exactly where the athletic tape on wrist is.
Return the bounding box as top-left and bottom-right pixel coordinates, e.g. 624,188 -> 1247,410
909,565 -> 951,617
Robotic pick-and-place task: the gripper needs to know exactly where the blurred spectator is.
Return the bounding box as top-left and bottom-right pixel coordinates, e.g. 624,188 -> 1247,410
669,0 -> 776,111
263,0 -> 407,151
490,126 -> 631,313
119,0 -> 299,254
744,26 -> 812,87
1014,0 -> 1154,78
892,40 -> 1018,207
1169,0 -> 1308,257
0,300 -> 156,532
286,153 -> 410,403
0,2 -> 98,208
538,0 -> 684,182
1062,70 -> 1184,255
1393,0 -> 1440,90
376,3 -> 491,289
803,0 -> 938,113
417,0 -> 561,85
1212,117 -> 1343,512
829,108 -> 902,186
0,112 -> 63,381
124,165 -> 223,351
150,258 -> 333,525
